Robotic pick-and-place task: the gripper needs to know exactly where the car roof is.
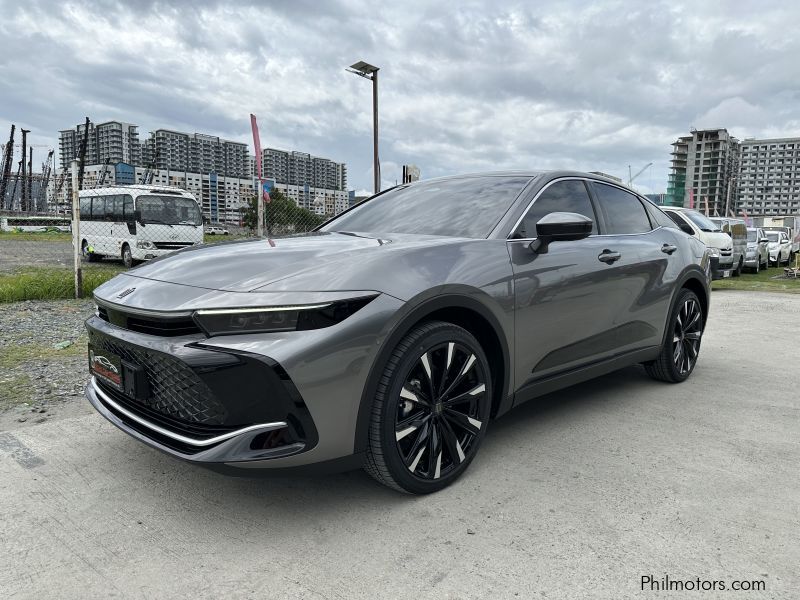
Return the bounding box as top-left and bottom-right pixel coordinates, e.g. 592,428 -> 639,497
404,169 -> 640,191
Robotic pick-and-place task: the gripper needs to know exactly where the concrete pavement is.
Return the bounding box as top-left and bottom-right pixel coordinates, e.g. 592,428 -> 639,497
1,291 -> 798,599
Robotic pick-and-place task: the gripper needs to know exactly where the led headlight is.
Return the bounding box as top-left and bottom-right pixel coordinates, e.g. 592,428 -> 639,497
707,247 -> 721,258
192,296 -> 376,336
136,240 -> 155,249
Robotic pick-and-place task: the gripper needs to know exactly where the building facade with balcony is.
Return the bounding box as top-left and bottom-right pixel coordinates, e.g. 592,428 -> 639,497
737,137 -> 800,216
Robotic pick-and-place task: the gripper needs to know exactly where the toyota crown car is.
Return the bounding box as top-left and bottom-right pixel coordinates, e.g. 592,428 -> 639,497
85,171 -> 711,494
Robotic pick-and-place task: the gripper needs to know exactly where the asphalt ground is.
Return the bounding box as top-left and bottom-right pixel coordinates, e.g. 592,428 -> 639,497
1,291 -> 798,599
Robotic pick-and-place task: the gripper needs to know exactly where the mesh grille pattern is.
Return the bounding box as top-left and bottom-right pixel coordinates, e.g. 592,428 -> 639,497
88,329 -> 227,425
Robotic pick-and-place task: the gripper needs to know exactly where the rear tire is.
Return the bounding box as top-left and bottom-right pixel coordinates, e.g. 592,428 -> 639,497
644,288 -> 704,383
364,321 -> 492,494
82,240 -> 100,262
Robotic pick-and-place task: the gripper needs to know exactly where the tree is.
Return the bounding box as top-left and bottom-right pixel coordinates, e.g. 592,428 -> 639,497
239,188 -> 325,235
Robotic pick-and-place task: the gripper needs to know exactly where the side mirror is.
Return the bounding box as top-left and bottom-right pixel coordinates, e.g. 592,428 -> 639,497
528,212 -> 593,253
679,222 -> 694,235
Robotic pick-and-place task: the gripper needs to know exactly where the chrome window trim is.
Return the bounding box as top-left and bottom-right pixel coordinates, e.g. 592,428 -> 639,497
91,377 -> 287,447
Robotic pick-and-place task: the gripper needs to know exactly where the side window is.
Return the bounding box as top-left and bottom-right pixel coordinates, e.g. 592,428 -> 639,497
122,195 -> 134,221
109,195 -> 124,221
592,183 -> 653,234
664,211 -> 686,228
91,196 -> 106,221
644,202 -> 678,229
79,197 -> 91,219
515,180 -> 597,238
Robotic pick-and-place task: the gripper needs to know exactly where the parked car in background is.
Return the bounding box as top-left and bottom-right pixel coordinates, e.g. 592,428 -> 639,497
204,225 -> 229,235
744,227 -> 770,273
710,217 -> 747,276
751,215 -> 800,255
84,170 -> 711,494
766,230 -> 792,266
662,207 -> 734,278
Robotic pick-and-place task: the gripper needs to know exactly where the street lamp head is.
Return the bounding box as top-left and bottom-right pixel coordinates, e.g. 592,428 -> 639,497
349,60 -> 379,74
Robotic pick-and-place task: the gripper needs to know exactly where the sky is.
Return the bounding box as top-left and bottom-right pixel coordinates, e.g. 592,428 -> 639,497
2,0 -> 800,195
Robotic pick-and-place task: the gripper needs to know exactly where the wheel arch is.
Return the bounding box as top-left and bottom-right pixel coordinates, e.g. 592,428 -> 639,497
660,269 -> 709,349
353,293 -> 511,455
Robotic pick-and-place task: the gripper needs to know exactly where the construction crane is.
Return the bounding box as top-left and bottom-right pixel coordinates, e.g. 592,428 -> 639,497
95,157 -> 111,188
39,149 -> 54,210
628,162 -> 653,186
0,125 -> 14,206
140,149 -> 160,184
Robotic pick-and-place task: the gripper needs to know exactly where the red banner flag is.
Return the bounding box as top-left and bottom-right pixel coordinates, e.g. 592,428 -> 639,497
250,114 -> 262,180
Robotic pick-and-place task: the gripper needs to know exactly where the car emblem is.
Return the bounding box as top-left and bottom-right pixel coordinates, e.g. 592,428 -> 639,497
117,287 -> 136,299
89,350 -> 119,374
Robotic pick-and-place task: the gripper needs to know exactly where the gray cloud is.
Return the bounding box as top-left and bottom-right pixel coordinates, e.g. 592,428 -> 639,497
1,0 -> 800,194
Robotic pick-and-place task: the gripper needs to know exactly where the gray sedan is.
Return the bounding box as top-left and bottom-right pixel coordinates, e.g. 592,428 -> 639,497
84,171 -> 711,494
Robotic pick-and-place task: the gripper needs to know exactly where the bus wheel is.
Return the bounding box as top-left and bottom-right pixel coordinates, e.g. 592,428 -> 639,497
82,240 -> 100,263
122,244 -> 135,268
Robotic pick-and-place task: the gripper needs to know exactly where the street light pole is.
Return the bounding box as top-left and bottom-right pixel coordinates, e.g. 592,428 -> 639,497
347,61 -> 380,195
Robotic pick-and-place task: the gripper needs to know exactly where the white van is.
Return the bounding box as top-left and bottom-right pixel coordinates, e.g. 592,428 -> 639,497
79,185 -> 203,267
661,207 -> 734,279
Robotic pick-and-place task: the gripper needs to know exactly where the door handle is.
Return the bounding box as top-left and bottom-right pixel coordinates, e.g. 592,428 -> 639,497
661,243 -> 678,255
598,250 -> 621,264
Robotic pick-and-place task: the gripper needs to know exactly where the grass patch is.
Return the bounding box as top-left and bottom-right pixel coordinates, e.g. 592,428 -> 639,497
0,342 -> 84,370
0,265 -> 123,303
712,266 -> 800,293
0,373 -> 34,410
0,231 -> 72,242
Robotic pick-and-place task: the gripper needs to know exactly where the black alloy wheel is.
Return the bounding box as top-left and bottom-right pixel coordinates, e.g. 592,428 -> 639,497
365,321 -> 492,494
644,288 -> 704,383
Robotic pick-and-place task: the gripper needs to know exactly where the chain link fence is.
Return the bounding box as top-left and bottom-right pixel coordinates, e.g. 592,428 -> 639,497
0,183 -> 337,302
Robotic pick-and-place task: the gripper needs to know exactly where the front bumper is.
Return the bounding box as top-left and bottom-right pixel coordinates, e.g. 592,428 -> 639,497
83,292 -> 403,471
709,256 -> 734,279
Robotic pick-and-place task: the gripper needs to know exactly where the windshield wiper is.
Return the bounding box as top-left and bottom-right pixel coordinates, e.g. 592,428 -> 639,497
143,219 -> 173,228
177,220 -> 198,227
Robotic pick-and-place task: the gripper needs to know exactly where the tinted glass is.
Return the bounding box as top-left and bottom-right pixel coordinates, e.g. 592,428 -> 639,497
136,195 -> 202,225
747,229 -> 757,242
644,201 -> 678,229
122,195 -> 134,220
766,232 -> 779,242
90,196 -> 106,220
592,183 -> 652,234
79,197 -> 91,219
515,180 -> 596,238
682,210 -> 721,232
109,195 -> 124,221
321,176 -> 532,238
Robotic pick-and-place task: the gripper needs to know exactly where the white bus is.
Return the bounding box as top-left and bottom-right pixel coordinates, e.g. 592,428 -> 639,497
0,215 -> 71,232
79,185 -> 203,267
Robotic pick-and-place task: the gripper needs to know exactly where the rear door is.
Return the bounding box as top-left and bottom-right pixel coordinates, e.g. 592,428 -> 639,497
508,178 -> 629,390
588,182 -> 680,355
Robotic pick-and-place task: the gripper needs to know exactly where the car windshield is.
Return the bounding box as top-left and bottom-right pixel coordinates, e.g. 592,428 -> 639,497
747,230 -> 757,242
766,232 -> 780,242
136,195 -> 202,225
682,210 -> 721,232
320,176 -> 533,238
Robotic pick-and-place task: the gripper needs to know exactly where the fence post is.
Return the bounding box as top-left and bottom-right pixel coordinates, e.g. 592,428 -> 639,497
71,160 -> 82,298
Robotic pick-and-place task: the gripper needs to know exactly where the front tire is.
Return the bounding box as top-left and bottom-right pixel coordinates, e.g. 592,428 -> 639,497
644,289 -> 704,383
364,321 -> 492,494
121,244 -> 135,268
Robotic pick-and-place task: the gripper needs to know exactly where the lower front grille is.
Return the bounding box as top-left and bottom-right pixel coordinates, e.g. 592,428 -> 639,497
88,328 -> 228,425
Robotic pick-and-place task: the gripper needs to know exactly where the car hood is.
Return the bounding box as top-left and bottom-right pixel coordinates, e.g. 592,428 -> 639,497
120,231 -> 468,294
700,231 -> 733,250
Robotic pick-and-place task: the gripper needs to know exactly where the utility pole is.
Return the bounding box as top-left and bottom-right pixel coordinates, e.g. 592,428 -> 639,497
77,117 -> 90,190
27,147 -> 33,211
724,175 -> 736,217
20,128 -> 29,210
71,160 -> 82,298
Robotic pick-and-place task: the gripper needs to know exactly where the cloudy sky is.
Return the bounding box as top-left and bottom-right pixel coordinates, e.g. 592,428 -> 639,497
2,0 -> 800,194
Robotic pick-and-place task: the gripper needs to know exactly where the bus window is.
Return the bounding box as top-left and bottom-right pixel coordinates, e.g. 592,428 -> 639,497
122,195 -> 134,221
79,197 -> 91,219
109,195 -> 124,222
91,196 -> 106,220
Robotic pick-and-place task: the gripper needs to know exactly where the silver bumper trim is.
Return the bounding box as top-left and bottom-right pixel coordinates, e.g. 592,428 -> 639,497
90,377 -> 287,447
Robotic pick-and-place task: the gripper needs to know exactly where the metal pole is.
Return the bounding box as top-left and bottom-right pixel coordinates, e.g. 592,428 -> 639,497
20,129 -> 29,210
257,180 -> 264,238
372,69 -> 380,195
71,160 -> 83,298
724,175 -> 734,217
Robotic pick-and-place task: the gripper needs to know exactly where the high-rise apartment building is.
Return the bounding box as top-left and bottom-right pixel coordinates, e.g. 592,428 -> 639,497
58,121 -> 141,171
262,148 -> 347,191
665,128 -> 740,215
141,130 -> 248,177
737,137 -> 800,216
